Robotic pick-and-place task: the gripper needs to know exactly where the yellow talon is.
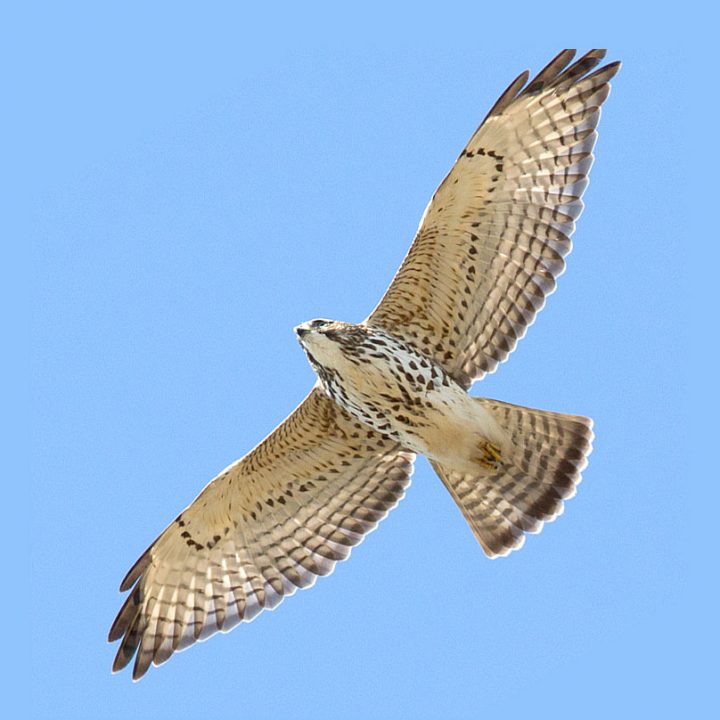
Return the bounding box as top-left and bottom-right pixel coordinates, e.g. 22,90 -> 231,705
476,441 -> 502,469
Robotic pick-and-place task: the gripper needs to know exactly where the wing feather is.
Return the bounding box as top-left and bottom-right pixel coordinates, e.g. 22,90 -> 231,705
367,49 -> 620,387
109,388 -> 414,679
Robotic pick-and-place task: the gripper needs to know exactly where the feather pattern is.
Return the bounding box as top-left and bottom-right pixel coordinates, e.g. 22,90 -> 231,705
367,50 -> 620,388
431,399 -> 593,557
109,389 -> 414,679
110,50 -> 617,680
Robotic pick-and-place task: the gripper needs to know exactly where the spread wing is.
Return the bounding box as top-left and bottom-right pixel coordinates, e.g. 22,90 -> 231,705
367,49 -> 620,388
109,388 -> 414,680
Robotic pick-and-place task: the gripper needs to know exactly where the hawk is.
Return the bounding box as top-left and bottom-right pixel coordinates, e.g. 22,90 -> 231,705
110,49 -> 619,679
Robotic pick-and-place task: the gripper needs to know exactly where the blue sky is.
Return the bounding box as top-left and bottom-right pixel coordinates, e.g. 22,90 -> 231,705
20,3 -> 706,718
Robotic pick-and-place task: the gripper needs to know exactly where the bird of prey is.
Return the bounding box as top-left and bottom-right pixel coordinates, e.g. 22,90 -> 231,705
110,49 -> 619,679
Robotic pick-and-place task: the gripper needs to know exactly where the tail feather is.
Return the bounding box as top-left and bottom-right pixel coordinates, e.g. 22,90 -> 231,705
431,398 -> 593,558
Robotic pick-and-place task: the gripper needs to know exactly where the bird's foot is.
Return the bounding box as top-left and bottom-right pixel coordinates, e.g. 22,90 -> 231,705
475,440 -> 503,469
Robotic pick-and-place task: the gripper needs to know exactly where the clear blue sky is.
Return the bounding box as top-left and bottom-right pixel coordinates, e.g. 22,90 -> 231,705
19,3 -> 707,718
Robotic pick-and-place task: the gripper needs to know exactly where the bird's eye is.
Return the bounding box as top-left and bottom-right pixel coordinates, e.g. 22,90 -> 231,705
310,319 -> 328,328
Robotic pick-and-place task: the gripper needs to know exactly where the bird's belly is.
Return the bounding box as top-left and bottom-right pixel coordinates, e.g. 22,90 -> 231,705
329,361 -> 496,471
313,335 -> 506,471
390,391 -> 499,473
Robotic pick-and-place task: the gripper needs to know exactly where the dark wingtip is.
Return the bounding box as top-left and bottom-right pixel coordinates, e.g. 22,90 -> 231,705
111,613 -> 143,673
485,49 -> 619,123
485,69 -> 530,119
522,49 -> 577,96
591,59 -> 622,81
552,49 -> 609,89
119,548 -> 152,592
585,48 -> 607,60
132,646 -> 153,681
108,584 -> 142,642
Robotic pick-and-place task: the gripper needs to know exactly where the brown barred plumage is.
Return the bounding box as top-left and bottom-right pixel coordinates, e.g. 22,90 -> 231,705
110,389 -> 413,680
432,399 -> 593,557
110,50 -> 618,679
368,49 -> 620,387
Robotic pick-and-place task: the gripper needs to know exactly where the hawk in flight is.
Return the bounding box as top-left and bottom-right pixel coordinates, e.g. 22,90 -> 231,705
110,49 -> 619,679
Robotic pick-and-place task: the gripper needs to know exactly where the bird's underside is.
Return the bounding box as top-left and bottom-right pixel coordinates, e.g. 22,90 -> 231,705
110,49 -> 617,680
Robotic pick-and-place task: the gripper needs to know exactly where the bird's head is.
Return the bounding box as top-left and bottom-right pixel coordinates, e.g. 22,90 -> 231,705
294,318 -> 336,341
294,319 -> 369,370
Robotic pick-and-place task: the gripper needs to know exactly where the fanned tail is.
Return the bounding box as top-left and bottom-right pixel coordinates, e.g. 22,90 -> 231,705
431,399 -> 593,557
